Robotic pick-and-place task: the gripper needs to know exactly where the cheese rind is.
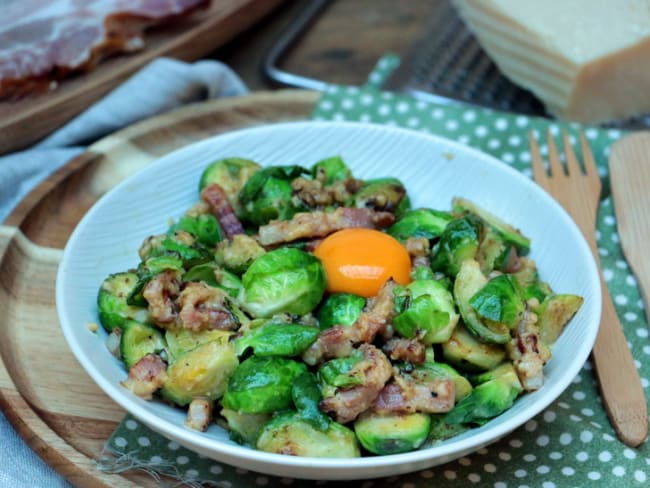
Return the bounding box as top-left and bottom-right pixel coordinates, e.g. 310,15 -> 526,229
453,0 -> 650,123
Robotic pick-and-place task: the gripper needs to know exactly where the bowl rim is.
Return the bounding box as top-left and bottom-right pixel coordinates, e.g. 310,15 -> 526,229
56,119 -> 602,478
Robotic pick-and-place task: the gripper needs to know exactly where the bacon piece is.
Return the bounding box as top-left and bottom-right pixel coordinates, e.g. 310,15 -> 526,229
507,310 -> 551,391
291,176 -> 363,208
177,282 -> 239,331
382,338 -> 426,364
121,353 -> 167,400
258,207 -> 395,246
201,183 -> 245,239
303,280 -> 397,365
0,0 -> 209,99
403,236 -> 431,269
319,344 -> 393,424
143,269 -> 181,325
373,374 -> 455,414
185,398 -> 213,432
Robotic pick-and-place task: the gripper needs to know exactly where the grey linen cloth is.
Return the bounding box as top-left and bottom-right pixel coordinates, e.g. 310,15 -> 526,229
0,57 -> 247,487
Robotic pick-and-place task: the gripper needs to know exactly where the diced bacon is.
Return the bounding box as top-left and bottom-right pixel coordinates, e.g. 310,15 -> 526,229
121,353 -> 167,400
201,183 -> 245,239
373,374 -> 455,414
507,310 -> 552,391
185,398 -> 213,431
143,269 -> 181,325
382,338 -> 426,364
319,344 -> 393,424
177,282 -> 239,331
257,207 -> 395,246
0,0 -> 209,99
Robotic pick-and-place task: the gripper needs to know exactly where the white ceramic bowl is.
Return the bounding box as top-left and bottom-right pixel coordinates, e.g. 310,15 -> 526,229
56,121 -> 601,480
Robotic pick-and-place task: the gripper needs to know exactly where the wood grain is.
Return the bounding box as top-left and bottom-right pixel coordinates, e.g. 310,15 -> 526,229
0,90 -> 317,487
609,132 -> 650,333
0,0 -> 284,155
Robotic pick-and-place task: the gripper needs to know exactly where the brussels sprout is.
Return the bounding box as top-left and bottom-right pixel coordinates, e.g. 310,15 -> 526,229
256,411 -> 360,457
318,349 -> 365,389
165,328 -> 232,360
311,155 -> 352,184
214,234 -> 266,275
168,213 -> 223,247
511,257 -> 553,302
537,294 -> 583,346
127,254 -> 185,307
292,372 -> 330,431
199,157 -> 261,216
161,337 -> 238,406
441,324 -> 506,372
153,233 -> 213,268
97,272 -> 149,332
242,248 -> 326,318
469,274 -> 524,330
431,215 -> 482,277
233,322 -> 319,357
410,362 -> 473,402
316,293 -> 365,330
445,364 -> 523,425
387,208 -> 453,242
454,259 -> 511,344
475,226 -> 514,275
354,411 -> 431,455
351,177 -> 410,216
452,197 -> 530,255
222,356 -> 307,414
239,165 -> 308,225
183,263 -> 243,297
393,279 -> 460,344
428,414 -> 469,441
411,265 -> 435,281
120,320 -> 166,369
221,408 -> 270,446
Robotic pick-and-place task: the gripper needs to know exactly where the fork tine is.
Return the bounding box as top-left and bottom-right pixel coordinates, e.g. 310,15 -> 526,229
562,131 -> 582,176
579,132 -> 598,176
546,130 -> 565,176
528,131 -> 547,183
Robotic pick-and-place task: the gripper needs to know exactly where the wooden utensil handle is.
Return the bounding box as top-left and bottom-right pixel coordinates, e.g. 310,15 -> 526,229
588,241 -> 648,447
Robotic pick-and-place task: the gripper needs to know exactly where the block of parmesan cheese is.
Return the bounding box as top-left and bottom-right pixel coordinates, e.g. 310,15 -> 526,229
452,0 -> 650,123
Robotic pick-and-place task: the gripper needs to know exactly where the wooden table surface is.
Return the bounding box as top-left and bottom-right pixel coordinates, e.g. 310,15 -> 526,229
214,0 -> 437,90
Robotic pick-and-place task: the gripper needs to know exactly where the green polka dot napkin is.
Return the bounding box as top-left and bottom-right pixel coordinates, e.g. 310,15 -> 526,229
98,57 -> 650,487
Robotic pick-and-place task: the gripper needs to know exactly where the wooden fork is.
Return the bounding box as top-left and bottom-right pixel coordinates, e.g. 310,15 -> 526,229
529,130 -> 648,448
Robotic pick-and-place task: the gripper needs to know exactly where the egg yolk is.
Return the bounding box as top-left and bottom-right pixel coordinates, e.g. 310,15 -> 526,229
313,228 -> 412,298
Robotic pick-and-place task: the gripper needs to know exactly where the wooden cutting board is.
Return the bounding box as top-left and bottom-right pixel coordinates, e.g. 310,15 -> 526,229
0,0 -> 284,155
0,89 -> 317,488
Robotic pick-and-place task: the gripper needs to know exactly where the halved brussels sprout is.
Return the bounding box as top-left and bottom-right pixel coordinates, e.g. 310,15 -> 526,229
431,215 -> 482,277
410,361 -> 473,402
311,155 -> 352,184
537,294 -> 583,346
387,208 -> 453,242
441,324 -> 506,372
183,263 -> 243,297
292,372 -> 330,431
469,274 -> 524,330
239,165 -> 308,225
445,363 -> 523,425
168,213 -> 223,247
214,234 -> 266,275
97,272 -> 149,332
318,349 -> 365,389
428,414 -> 469,441
199,157 -> 261,216
165,328 -> 232,360
221,408 -> 270,446
393,279 -> 459,344
351,177 -> 410,216
454,259 -> 511,344
511,257 -> 553,302
242,248 -> 326,318
233,322 -> 319,357
156,233 -> 213,268
256,411 -> 360,457
316,292 -> 365,330
120,320 -> 166,369
475,226 -> 513,275
452,197 -> 530,255
222,356 -> 307,414
354,411 -> 431,455
161,337 -> 238,406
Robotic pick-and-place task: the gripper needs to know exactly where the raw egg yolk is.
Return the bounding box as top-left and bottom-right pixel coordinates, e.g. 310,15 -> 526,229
313,228 -> 412,298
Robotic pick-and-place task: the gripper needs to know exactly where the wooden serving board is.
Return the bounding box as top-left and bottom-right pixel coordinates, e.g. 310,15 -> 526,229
0,90 -> 317,488
0,0 -> 284,155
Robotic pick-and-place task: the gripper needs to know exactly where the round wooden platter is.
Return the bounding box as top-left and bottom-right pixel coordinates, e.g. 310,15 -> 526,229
0,90 -> 318,488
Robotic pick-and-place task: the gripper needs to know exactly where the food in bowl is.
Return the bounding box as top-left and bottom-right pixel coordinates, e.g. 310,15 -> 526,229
95,154 -> 583,458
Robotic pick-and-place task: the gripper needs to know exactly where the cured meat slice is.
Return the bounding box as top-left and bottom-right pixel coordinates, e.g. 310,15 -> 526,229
0,0 -> 209,99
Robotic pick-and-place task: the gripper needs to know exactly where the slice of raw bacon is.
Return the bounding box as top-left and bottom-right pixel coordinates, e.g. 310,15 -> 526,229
0,0 -> 209,99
